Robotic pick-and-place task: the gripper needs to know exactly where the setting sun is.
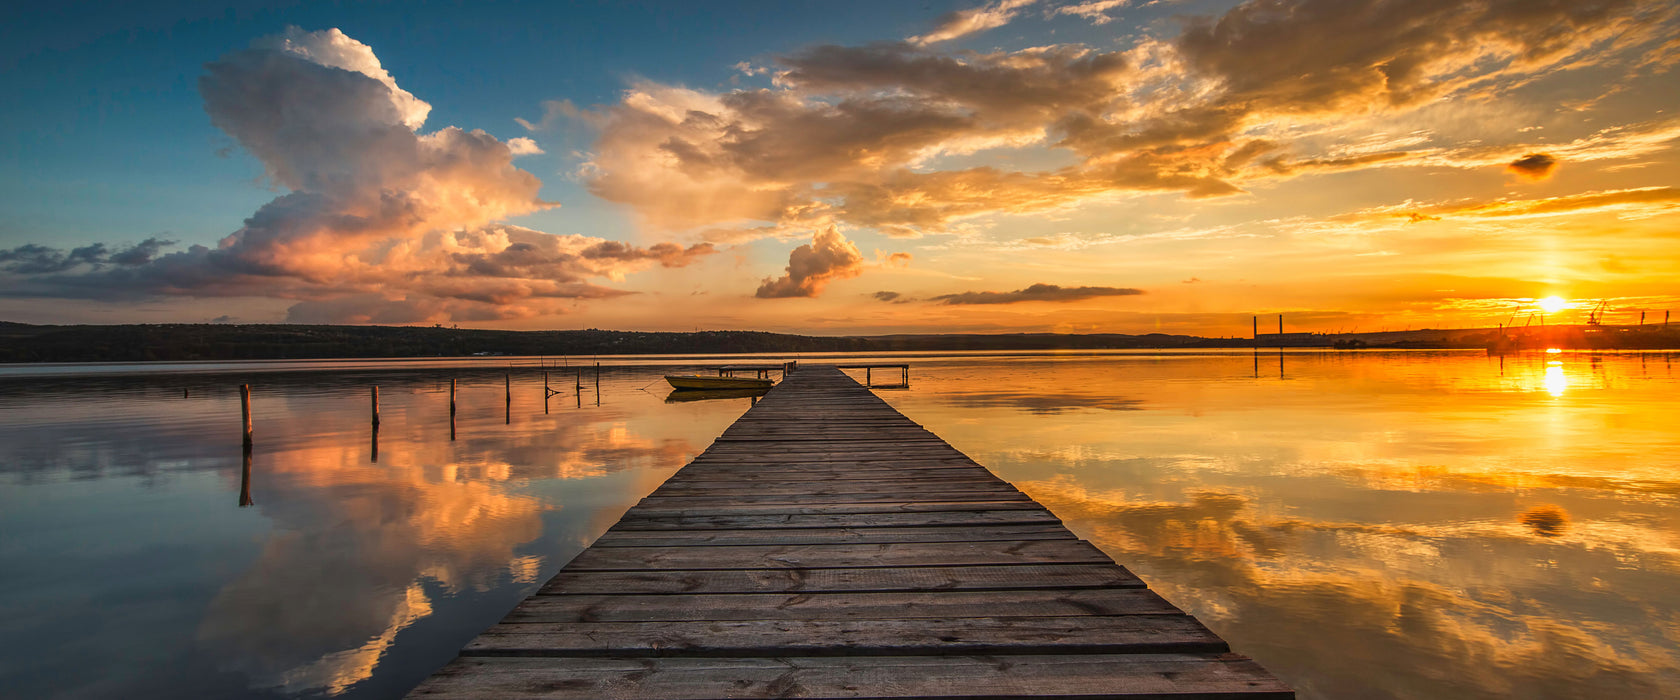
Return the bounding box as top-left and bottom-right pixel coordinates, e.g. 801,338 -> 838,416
1538,296 -> 1568,314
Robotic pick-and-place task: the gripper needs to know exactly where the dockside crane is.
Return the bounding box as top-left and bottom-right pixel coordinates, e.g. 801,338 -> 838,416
1587,300 -> 1609,325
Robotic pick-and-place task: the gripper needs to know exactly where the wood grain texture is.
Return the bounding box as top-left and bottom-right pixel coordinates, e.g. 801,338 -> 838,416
409,654 -> 1293,699
406,365 -> 1291,699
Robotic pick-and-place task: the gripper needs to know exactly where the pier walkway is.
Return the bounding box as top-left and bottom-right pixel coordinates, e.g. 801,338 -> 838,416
408,365 -> 1291,698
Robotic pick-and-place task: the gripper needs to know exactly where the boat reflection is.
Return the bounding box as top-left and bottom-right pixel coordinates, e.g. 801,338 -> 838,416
664,387 -> 770,403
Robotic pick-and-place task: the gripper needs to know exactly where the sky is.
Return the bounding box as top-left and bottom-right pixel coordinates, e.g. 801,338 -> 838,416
2,0 -> 1678,336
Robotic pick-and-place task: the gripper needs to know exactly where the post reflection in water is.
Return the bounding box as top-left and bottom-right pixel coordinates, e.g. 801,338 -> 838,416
874,350 -> 1680,700
239,442 -> 254,507
0,365 -> 750,700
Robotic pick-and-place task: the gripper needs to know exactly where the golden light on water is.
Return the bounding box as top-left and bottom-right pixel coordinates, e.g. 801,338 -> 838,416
1544,362 -> 1568,397
1538,296 -> 1568,314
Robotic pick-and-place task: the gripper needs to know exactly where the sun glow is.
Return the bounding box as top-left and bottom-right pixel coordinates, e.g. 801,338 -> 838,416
1538,296 -> 1567,314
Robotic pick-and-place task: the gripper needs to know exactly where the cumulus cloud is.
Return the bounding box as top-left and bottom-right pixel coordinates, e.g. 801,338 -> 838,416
755,228 -> 866,298
909,0 -> 1039,46
1507,153 -> 1558,180
568,0 -> 1672,247
506,137 -> 545,156
0,28 -> 710,323
931,282 -> 1145,304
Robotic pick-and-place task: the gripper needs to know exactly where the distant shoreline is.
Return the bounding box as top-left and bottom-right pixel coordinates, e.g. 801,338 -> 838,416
3,321 -> 1677,363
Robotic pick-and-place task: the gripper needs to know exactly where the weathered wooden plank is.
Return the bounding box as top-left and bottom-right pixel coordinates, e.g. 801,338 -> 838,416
505,588 -> 1184,622
408,654 -> 1294,699
641,488 -> 1025,503
464,615 -> 1227,657
636,492 -> 1031,507
537,564 -> 1146,595
619,500 -> 1047,517
610,509 -> 1065,531
591,523 -> 1076,546
561,539 -> 1115,571
663,469 -> 1002,482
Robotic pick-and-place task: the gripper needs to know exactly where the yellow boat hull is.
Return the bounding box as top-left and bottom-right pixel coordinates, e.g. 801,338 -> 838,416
665,375 -> 773,390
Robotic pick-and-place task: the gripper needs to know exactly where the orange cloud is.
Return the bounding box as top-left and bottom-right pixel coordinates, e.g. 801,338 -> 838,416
908,0 -> 1039,46
755,228 -> 865,298
0,28 -> 710,323
572,0 -> 1671,248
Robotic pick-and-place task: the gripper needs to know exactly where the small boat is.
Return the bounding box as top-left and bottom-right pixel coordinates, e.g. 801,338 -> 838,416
665,374 -> 773,390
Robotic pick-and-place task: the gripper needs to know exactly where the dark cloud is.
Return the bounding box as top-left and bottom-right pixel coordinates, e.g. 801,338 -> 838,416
932,283 -> 1145,305
872,290 -> 906,303
0,238 -> 176,274
1507,153 -> 1559,180
755,228 -> 866,298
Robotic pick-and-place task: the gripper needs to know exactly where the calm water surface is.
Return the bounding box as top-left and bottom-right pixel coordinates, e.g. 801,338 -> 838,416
1,351 -> 1676,699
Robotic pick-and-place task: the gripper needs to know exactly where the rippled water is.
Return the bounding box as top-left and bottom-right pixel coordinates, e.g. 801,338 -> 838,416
2,350 -> 1676,699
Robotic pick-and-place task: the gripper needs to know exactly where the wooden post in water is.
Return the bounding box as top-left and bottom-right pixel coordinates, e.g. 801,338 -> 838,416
505,372 -> 511,425
371,386 -> 380,429
595,363 -> 601,406
1277,314 -> 1283,349
449,378 -> 457,441
543,371 -> 550,414
184,388 -> 189,398
239,384 -> 253,447
1253,316 -> 1259,348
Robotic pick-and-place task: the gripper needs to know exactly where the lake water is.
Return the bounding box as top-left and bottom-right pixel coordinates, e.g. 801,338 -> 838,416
1,350 -> 1676,699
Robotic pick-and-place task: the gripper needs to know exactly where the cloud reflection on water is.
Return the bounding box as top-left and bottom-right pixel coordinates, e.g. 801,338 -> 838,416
0,367 -> 736,699
883,351 -> 1680,699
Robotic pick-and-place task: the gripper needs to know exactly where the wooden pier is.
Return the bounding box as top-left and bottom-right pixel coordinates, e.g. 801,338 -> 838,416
408,365 -> 1290,699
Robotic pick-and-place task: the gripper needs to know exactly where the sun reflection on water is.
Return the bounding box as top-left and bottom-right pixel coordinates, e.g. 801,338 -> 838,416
1544,362 -> 1568,397
876,351 -> 1680,700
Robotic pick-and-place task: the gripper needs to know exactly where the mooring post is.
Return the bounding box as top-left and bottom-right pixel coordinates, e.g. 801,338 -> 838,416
505,372 -> 511,425
1277,314 -> 1283,350
184,388 -> 189,399
866,367 -> 872,386
594,363 -> 601,406
449,378 -> 457,441
371,386 -> 380,430
240,384 -> 253,446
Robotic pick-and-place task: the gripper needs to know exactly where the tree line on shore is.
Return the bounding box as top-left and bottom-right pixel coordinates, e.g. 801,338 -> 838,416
2,321 -> 1675,363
